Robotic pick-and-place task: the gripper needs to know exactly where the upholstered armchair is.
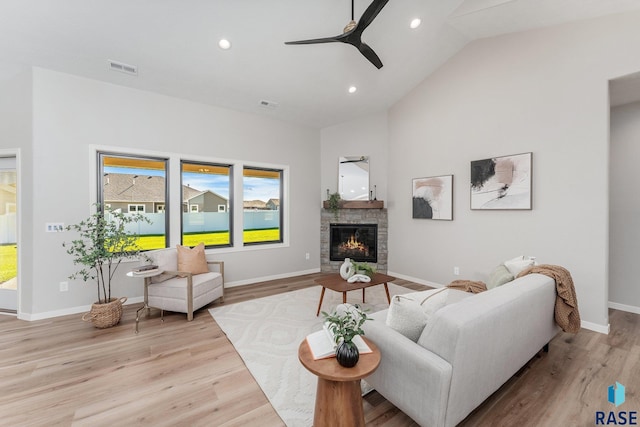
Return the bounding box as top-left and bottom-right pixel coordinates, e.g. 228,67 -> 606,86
142,244 -> 224,323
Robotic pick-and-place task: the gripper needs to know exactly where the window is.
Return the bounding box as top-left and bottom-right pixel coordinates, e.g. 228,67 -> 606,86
243,167 -> 283,245
98,152 -> 169,250
156,204 -> 165,213
181,161 -> 232,248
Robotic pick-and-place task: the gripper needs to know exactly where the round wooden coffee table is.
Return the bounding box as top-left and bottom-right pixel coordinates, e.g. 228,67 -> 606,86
298,337 -> 380,427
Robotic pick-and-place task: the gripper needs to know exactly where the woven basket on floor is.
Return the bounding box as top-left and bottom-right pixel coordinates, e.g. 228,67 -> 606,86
82,297 -> 127,329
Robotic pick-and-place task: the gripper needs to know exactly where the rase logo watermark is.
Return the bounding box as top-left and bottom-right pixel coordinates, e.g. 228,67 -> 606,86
596,382 -> 637,425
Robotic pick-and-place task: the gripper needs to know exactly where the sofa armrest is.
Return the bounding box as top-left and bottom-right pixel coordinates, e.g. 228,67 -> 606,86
363,314 -> 452,427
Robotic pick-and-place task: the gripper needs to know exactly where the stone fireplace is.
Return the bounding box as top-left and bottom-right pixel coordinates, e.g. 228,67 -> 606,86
330,223 -> 378,262
321,206 -> 387,273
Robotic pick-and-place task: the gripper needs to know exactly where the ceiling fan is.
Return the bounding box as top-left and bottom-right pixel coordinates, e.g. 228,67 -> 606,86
284,0 -> 389,69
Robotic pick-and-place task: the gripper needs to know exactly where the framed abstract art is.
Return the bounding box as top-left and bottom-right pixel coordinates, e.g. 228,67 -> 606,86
470,152 -> 532,210
412,175 -> 453,220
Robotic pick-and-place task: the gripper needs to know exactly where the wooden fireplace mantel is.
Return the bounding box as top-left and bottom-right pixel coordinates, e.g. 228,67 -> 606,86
322,200 -> 384,209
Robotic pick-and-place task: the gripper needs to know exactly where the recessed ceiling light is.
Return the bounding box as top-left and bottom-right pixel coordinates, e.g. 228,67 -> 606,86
410,18 -> 422,29
218,39 -> 231,50
348,86 -> 357,94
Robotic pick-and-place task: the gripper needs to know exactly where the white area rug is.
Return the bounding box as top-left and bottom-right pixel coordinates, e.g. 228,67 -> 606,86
209,282 -> 410,427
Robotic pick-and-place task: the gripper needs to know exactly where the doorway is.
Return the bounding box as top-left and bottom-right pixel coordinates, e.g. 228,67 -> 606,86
0,155 -> 17,312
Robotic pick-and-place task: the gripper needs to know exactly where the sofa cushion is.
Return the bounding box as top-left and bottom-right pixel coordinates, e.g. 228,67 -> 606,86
385,288 -> 472,342
177,243 -> 209,275
148,248 -> 178,283
487,264 -> 514,289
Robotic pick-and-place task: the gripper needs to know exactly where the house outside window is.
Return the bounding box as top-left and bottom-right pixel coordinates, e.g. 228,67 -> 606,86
156,204 -> 165,213
98,152 -> 169,250
181,161 -> 232,248
243,167 -> 283,245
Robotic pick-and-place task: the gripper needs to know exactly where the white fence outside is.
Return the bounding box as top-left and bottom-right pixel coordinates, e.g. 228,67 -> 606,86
118,211 -> 279,235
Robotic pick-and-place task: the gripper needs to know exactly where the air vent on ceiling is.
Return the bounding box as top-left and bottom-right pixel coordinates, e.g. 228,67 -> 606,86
108,60 -> 138,76
259,99 -> 278,110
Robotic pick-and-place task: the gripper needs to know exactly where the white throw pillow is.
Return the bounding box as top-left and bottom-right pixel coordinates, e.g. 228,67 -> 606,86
386,295 -> 428,342
385,288 -> 450,342
149,249 -> 178,283
504,255 -> 535,276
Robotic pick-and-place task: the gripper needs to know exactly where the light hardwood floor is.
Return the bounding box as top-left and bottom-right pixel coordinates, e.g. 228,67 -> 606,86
0,273 -> 638,426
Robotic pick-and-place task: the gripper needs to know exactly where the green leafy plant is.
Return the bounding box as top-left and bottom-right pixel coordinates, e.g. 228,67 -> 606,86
351,260 -> 377,278
63,204 -> 151,304
327,191 -> 341,220
322,305 -> 372,344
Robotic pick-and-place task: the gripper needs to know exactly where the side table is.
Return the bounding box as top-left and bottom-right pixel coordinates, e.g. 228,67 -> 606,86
126,269 -> 163,334
298,337 -> 380,427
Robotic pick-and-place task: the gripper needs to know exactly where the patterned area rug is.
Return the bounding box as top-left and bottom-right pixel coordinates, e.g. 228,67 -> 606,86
209,282 -> 409,427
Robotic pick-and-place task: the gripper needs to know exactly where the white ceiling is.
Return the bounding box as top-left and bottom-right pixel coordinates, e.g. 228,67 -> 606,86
1,0 -> 640,128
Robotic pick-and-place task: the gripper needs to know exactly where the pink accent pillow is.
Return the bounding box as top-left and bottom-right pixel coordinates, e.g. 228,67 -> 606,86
176,243 -> 209,275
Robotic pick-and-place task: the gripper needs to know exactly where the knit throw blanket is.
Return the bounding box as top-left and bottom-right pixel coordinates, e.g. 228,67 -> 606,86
447,280 -> 487,293
517,264 -> 581,333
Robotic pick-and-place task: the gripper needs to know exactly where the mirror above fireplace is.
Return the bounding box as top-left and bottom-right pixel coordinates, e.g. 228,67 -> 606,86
338,156 -> 369,201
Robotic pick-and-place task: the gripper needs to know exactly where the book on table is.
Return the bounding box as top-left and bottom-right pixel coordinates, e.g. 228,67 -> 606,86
306,322 -> 372,360
131,265 -> 159,275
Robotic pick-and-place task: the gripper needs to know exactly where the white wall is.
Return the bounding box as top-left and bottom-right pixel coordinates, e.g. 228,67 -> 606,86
320,112 -> 389,203
28,68 -> 320,317
609,101 -> 640,313
321,11 -> 640,332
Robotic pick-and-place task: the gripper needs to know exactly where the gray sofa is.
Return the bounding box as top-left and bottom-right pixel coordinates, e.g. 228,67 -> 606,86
362,273 -> 559,427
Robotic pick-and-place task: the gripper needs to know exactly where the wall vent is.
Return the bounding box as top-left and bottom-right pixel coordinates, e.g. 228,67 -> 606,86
108,60 -> 138,76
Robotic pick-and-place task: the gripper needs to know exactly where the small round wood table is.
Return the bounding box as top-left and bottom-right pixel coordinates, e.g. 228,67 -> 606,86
298,337 -> 380,427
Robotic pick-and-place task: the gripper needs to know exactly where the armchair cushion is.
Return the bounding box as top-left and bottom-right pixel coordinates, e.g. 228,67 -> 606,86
148,248 -> 178,283
177,243 -> 209,275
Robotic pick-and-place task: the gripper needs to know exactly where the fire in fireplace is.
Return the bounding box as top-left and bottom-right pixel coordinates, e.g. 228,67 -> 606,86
330,223 -> 377,263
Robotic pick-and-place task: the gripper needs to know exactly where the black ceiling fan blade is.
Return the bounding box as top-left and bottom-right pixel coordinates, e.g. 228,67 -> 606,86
354,0 -> 389,34
357,42 -> 383,69
285,36 -> 341,45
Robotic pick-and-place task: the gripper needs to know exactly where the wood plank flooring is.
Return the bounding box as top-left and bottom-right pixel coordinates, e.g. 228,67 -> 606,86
0,273 -> 638,426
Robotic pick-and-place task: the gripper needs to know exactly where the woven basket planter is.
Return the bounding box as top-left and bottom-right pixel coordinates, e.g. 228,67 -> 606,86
82,297 -> 127,329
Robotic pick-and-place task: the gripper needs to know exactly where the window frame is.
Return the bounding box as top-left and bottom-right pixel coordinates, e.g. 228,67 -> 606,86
180,159 -> 234,249
242,166 -> 284,246
97,151 -> 170,249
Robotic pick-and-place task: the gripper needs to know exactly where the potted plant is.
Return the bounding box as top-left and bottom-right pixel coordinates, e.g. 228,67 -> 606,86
327,191 -> 341,220
322,304 -> 372,367
63,204 -> 150,328
351,260 -> 377,278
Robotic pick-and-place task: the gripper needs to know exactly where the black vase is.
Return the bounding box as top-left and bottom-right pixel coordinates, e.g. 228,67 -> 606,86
336,341 -> 359,368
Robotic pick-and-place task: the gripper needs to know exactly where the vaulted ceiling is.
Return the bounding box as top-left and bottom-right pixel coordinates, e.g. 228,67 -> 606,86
2,0 -> 640,128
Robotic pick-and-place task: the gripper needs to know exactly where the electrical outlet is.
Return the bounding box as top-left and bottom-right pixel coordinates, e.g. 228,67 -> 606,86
46,223 -> 65,232
59,281 -> 69,292
305,253 -> 310,260
453,266 -> 460,276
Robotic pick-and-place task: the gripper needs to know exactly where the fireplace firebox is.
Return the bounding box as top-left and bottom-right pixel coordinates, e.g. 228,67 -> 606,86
329,223 -> 377,263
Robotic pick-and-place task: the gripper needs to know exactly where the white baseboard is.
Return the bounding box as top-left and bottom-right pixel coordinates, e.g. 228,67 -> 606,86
19,296 -> 144,321
224,268 -> 321,288
608,301 -> 640,315
580,320 -> 610,335
387,271 -> 443,289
